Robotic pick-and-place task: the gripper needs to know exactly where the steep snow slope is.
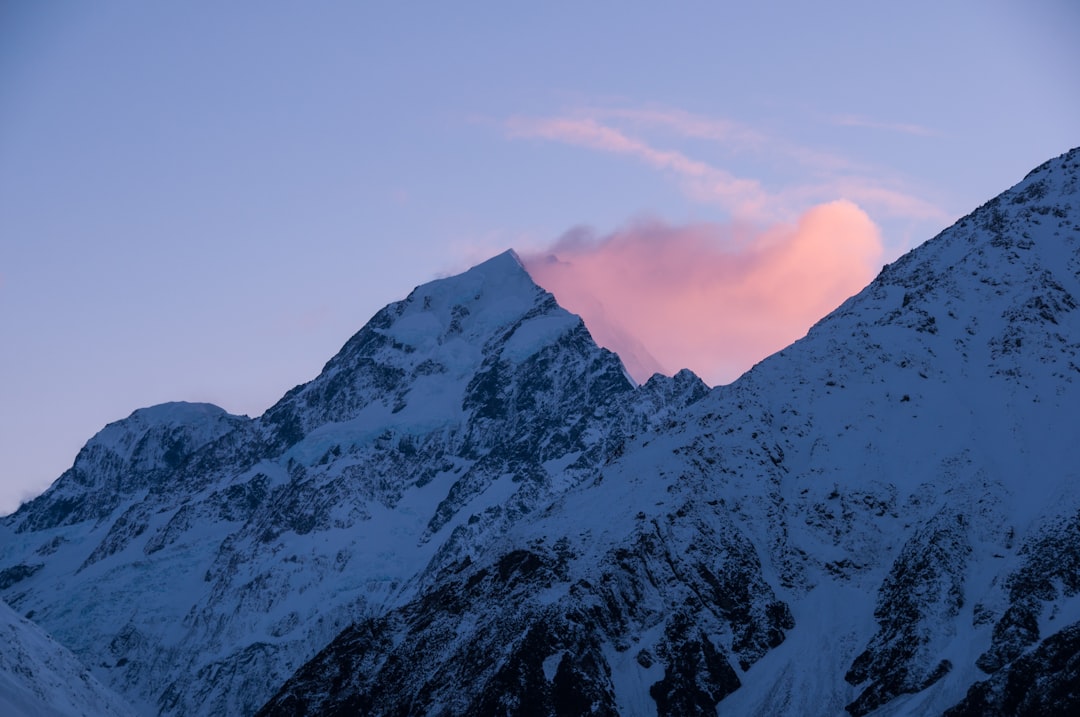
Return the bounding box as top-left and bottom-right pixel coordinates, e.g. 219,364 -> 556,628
12,402 -> 250,534
2,251 -> 689,716
258,148 -> 1080,717
0,598 -> 137,717
714,147 -> 1080,715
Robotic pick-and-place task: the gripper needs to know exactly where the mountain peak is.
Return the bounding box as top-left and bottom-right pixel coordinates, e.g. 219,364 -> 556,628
7,402 -> 247,532
7,151 -> 1080,717
257,248 -> 630,455
424,249 -> 534,308
126,401 -> 237,425
464,247 -> 526,276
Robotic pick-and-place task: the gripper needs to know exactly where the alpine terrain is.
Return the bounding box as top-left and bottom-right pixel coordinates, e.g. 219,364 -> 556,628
2,147 -> 1080,716
0,595 -> 137,717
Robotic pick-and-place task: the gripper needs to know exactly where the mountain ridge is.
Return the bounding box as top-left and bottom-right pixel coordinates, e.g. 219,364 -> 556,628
2,147 -> 1079,716
256,146 -> 1080,715
1,245 -> 650,714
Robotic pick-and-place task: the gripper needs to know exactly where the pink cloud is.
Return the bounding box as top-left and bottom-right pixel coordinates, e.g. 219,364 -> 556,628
589,106 -> 859,174
521,200 -> 884,385
505,115 -> 771,220
503,111 -> 947,228
505,116 -> 712,177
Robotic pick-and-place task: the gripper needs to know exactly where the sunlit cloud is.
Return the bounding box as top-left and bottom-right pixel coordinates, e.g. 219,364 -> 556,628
504,104 -> 942,384
779,178 -> 951,224
505,115 -> 772,220
521,200 -> 884,386
504,116 -> 712,177
504,107 -> 945,226
590,106 -> 861,174
827,181 -> 949,221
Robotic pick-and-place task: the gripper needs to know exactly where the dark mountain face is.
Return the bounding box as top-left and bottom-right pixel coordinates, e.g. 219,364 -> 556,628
3,149 -> 1080,716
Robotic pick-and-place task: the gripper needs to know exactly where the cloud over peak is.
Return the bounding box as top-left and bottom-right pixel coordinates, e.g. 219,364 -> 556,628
504,105 -> 949,229
522,200 -> 883,385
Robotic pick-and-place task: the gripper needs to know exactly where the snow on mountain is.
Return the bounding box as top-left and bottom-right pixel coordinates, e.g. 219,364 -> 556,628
9,402 -> 250,534
3,149 -> 1080,716
1,250 -> 665,715
256,148 -> 1080,716
0,598 -> 137,717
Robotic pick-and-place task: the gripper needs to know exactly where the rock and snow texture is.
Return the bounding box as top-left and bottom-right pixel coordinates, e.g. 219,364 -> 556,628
0,599 -> 137,717
3,149 -> 1080,716
258,147 -> 1080,717
1,251 -> 646,715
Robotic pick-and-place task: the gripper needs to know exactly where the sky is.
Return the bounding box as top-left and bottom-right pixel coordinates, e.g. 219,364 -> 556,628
1,1 -> 1077,515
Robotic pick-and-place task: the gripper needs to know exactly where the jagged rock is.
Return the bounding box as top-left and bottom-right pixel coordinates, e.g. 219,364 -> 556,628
945,620 -> 1080,716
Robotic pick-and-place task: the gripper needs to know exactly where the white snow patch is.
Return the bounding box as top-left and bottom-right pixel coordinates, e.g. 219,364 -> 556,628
542,650 -> 565,681
502,314 -> 576,362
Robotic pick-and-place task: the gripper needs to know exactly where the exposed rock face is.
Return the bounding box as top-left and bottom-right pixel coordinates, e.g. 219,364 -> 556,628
3,149 -> 1080,716
945,619 -> 1080,716
257,495 -> 791,717
974,509 -> 1080,675
843,510 -> 969,716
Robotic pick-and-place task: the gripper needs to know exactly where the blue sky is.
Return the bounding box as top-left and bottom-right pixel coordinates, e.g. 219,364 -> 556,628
2,1 -> 1077,513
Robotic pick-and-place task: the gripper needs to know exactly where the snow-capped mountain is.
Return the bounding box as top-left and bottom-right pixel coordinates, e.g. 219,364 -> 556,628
3,148 -> 1080,716
253,149 -> 1080,716
0,598 -> 137,717
1,251 -> 686,715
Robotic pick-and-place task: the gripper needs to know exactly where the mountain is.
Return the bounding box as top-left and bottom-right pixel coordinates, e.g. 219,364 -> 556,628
1,250 -> 698,715
0,597 -> 137,717
254,148 -> 1080,716
3,148 -> 1080,716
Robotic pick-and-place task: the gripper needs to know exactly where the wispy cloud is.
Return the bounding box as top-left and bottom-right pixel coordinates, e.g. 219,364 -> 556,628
827,181 -> 948,221
504,104 -> 948,384
505,116 -> 712,177
503,106 -> 947,226
589,106 -> 861,174
506,115 -> 772,220
831,113 -> 940,137
591,107 -> 769,148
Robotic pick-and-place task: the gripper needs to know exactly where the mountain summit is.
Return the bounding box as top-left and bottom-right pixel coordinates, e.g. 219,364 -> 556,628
3,148 -> 1080,716
1,246 -> 650,715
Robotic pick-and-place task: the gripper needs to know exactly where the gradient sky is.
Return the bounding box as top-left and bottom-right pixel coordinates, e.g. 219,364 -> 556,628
2,1 -> 1077,514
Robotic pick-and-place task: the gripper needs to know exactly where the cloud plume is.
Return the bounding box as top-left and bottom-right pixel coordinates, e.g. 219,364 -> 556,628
506,115 -> 771,220
521,200 -> 884,385
504,107 -> 949,229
